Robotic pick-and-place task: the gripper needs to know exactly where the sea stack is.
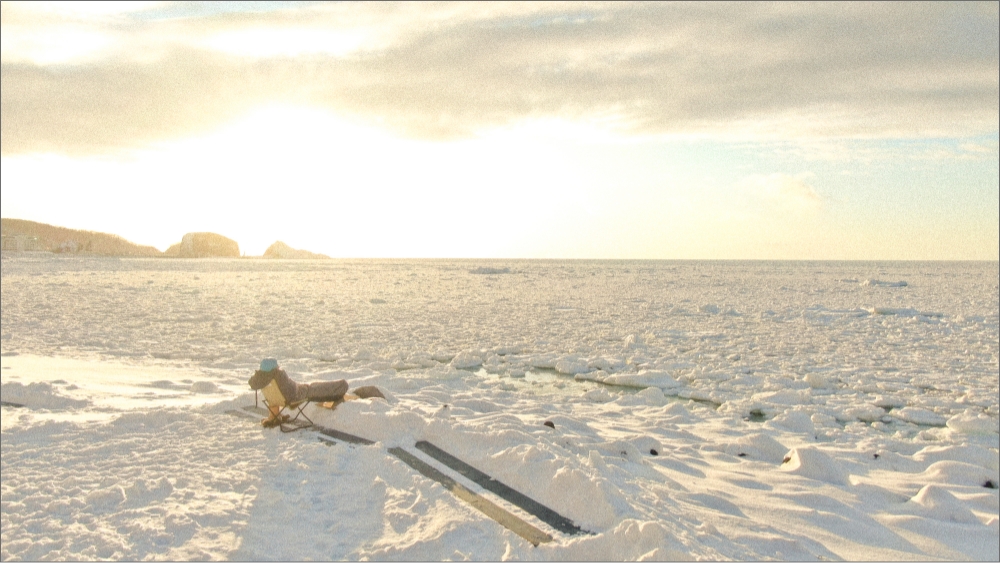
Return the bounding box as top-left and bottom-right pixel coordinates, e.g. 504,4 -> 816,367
165,232 -> 240,258
262,241 -> 330,259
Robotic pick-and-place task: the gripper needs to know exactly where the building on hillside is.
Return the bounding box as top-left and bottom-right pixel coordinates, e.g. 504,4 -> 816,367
1,234 -> 41,252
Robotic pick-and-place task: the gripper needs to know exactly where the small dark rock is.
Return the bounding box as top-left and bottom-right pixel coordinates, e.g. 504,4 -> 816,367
782,456 -> 792,464
737,452 -> 747,457
543,421 -> 555,429
873,453 -> 880,460
984,479 -> 997,489
650,449 -> 659,456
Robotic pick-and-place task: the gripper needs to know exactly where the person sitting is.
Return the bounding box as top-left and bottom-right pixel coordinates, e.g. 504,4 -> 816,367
248,358 -> 384,427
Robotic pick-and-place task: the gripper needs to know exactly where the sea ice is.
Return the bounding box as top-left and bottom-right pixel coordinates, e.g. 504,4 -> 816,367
1,257 -> 996,561
602,370 -> 682,389
890,407 -> 947,426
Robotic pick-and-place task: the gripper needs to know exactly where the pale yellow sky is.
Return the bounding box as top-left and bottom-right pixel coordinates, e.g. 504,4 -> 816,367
2,1 -> 997,259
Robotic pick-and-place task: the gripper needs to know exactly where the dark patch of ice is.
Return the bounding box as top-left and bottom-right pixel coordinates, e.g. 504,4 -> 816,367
470,267 -> 511,275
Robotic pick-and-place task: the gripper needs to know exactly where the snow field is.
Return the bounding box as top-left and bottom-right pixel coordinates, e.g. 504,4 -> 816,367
1,408 -> 267,560
1,256 -> 997,560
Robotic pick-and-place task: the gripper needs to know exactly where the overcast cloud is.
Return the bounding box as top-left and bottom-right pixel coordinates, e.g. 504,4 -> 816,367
2,1 -> 998,155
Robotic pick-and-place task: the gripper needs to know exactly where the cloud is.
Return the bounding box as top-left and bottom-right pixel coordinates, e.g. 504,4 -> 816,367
736,172 -> 822,213
2,1 -> 998,154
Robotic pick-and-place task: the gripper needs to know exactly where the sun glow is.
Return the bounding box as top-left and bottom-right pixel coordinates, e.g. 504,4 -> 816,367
2,106 -> 609,257
202,28 -> 368,58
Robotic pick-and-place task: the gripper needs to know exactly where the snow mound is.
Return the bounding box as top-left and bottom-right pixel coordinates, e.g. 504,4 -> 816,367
425,364 -> 467,380
584,388 -> 614,403
660,401 -> 691,421
780,447 -> 851,485
804,372 -> 828,389
921,461 -> 1000,488
450,352 -> 482,370
1,381 -> 89,409
723,433 -> 788,464
546,466 -> 619,531
430,350 -> 454,362
634,387 -> 666,406
768,410 -> 816,434
558,520 -> 693,561
913,445 -> 1000,471
189,381 -> 220,394
85,486 -> 127,513
945,412 -> 998,435
593,440 -> 648,463
905,485 -> 980,524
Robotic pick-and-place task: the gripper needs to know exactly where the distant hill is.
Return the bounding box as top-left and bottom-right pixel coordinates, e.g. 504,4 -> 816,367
164,232 -> 240,258
1,218 -> 163,257
263,241 -> 330,259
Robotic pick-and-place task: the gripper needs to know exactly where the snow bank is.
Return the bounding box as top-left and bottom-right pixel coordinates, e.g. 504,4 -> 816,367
1,381 -> 88,409
780,447 -> 851,486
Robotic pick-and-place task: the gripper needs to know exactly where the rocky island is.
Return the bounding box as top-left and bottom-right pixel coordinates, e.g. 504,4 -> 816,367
3,219 -> 328,259
262,241 -> 330,259
164,233 -> 240,258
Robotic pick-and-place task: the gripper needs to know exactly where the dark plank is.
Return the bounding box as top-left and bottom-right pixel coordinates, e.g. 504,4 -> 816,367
225,408 -> 259,419
415,440 -> 588,536
318,427 -> 375,445
388,447 -> 553,547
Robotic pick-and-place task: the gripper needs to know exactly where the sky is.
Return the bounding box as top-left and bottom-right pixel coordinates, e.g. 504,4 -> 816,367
1,1 -> 997,259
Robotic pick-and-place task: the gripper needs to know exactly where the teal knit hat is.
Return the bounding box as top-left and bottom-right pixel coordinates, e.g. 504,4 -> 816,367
260,358 -> 278,372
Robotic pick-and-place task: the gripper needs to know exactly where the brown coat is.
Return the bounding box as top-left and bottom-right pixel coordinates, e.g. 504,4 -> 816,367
248,369 -> 348,403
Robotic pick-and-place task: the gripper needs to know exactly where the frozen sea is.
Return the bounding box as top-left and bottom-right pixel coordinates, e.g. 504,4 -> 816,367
1,255 -> 997,560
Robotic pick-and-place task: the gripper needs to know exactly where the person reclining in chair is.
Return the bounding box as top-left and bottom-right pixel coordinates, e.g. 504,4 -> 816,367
248,358 -> 384,427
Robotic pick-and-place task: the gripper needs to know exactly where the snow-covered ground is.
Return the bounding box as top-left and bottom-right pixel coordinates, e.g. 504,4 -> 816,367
2,255 -> 997,560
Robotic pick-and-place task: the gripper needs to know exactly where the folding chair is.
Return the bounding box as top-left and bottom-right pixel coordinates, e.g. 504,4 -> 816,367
259,379 -> 313,432
256,377 -> 350,432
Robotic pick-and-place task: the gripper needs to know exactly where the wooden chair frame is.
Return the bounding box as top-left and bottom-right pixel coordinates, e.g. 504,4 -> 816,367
258,379 -> 315,431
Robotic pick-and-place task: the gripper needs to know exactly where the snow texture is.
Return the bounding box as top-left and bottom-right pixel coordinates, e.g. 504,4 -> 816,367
1,257 -> 997,560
